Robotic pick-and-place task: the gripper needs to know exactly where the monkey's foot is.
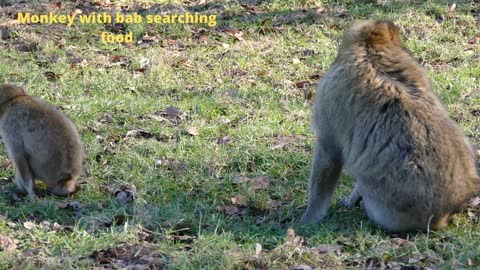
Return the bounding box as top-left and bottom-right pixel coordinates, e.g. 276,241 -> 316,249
27,193 -> 39,201
12,187 -> 41,201
300,209 -> 326,224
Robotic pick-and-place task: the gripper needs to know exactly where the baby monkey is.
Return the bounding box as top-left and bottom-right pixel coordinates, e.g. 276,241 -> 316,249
301,20 -> 480,232
0,84 -> 84,199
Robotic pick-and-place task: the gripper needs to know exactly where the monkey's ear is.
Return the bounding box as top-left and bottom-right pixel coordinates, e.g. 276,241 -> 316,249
364,20 -> 402,47
384,21 -> 402,46
18,87 -> 26,95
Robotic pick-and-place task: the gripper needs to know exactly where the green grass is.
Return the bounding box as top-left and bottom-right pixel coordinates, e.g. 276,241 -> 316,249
0,0 -> 479,269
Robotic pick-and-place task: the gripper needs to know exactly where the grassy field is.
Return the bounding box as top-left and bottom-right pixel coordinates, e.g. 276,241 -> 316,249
0,0 -> 479,269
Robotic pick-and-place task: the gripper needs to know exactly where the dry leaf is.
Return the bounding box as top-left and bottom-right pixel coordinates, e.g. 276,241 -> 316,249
286,228 -> 304,247
251,176 -> 270,190
232,175 -> 271,190
110,55 -> 123,63
169,234 -> 196,243
391,237 -> 410,246
55,201 -> 69,209
304,88 -> 313,101
125,129 -> 153,139
17,42 -> 39,52
155,157 -> 187,173
71,9 -> 82,16
44,71 -> 60,82
468,258 -> 478,267
0,160 -> 12,169
233,175 -> 250,184
150,106 -> 187,126
449,3 -> 456,12
231,196 -> 248,206
316,244 -> 341,254
134,68 -> 146,74
0,20 -> 19,27
296,81 -> 311,89
195,0 -> 209,6
6,222 -> 17,228
23,221 -> 36,230
185,126 -> 199,136
254,243 -> 262,256
90,242 -> 164,268
140,58 -> 150,69
0,235 -> 18,252
222,28 -> 244,41
336,236 -> 356,247
198,35 -> 207,43
291,265 -> 314,270
87,219 -> 106,233
266,199 -> 285,209
162,39 -> 184,49
138,34 -> 158,47
39,221 -> 67,232
214,136 -> 231,145
70,57 -> 87,67
54,200 -> 86,220
241,4 -> 261,14
217,205 -> 245,217
115,191 -> 134,205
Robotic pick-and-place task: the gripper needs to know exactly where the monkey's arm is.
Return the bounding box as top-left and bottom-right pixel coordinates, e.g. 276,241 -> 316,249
1,132 -> 37,200
301,136 -> 343,223
13,157 -> 37,200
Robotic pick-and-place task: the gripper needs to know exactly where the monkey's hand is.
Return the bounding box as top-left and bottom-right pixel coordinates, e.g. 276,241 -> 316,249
69,185 -> 82,196
341,187 -> 362,209
340,196 -> 361,209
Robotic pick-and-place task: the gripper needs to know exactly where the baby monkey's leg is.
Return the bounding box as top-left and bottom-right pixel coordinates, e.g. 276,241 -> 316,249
301,136 -> 343,223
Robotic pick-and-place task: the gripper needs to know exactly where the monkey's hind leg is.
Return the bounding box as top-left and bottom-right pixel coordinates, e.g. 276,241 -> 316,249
301,136 -> 343,224
13,159 -> 37,200
341,181 -> 362,209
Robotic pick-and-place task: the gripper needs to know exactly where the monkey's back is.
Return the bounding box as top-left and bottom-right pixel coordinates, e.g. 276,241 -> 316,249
0,96 -> 84,184
314,49 -> 479,229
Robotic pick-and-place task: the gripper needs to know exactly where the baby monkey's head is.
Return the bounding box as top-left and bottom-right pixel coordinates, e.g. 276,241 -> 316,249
0,84 -> 26,105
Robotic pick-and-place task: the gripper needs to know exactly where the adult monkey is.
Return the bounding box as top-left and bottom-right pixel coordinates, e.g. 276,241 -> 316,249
300,20 -> 479,232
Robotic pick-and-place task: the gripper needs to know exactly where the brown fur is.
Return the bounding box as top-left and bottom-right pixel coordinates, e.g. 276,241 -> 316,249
300,20 -> 480,232
0,84 -> 84,199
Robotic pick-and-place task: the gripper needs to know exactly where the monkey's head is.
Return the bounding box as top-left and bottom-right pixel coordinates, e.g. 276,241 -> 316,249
0,84 -> 27,105
339,20 -> 402,52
